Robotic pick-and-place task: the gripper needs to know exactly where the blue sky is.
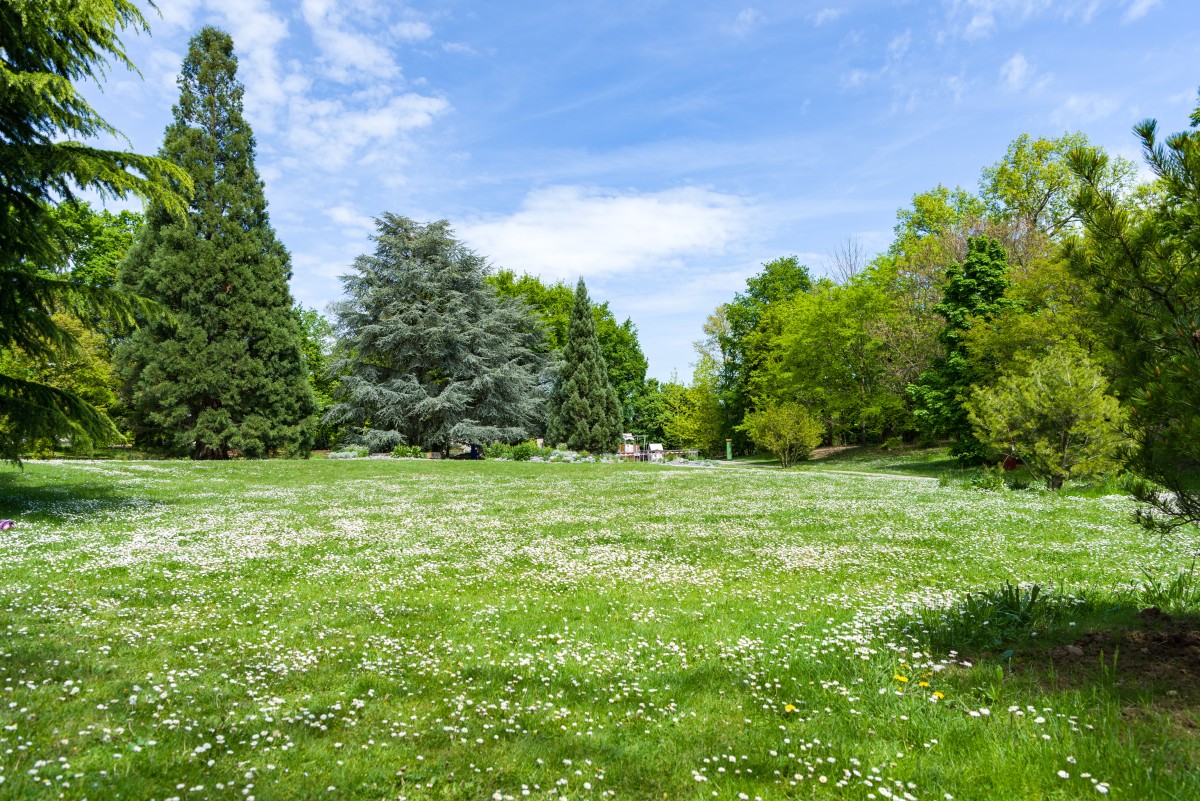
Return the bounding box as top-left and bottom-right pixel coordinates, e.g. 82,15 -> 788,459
85,0 -> 1199,380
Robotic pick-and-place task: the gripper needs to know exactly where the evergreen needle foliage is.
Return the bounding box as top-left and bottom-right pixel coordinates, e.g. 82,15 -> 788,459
966,346 -> 1131,489
118,28 -> 315,459
0,0 -> 188,463
327,215 -> 547,454
1068,93 -> 1200,528
548,279 -> 622,453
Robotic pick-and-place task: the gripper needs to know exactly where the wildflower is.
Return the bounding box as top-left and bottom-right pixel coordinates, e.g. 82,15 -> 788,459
784,704 -> 797,712
893,675 -> 908,683
932,692 -> 944,699
1058,771 -> 1070,779
918,682 -> 929,687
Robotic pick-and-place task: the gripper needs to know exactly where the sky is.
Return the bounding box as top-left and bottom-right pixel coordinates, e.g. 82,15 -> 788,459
82,0 -> 1200,381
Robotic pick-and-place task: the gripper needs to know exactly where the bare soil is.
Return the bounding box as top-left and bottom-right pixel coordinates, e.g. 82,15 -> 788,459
1033,609 -> 1200,718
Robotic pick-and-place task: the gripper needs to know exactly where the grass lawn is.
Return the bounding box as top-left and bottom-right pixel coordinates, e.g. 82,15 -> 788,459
0,458 -> 1196,800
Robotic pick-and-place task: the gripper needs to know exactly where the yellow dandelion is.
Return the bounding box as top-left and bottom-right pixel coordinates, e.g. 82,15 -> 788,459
784,704 -> 797,712
894,675 -> 909,683
933,691 -> 944,699
918,681 -> 930,687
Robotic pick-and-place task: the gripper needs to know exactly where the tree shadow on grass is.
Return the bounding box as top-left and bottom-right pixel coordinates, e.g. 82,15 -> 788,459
1023,607 -> 1200,708
0,468 -> 166,524
896,582 -> 1200,715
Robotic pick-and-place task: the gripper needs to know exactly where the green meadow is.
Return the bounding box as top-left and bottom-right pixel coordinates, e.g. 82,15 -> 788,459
0,457 -> 1196,800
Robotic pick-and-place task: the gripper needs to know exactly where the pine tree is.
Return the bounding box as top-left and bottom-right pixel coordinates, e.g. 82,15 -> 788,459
1068,93 -> 1200,528
118,28 -> 315,459
548,279 -> 621,452
327,215 -> 547,454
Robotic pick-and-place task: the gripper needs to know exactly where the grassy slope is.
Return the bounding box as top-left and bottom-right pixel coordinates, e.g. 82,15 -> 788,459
0,459 -> 1194,800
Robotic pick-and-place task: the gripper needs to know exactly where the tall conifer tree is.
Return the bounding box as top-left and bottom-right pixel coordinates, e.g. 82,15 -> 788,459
548,279 -> 621,452
118,28 -> 314,459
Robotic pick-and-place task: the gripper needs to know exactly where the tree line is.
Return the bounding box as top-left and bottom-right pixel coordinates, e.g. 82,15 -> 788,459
3,4 -> 1197,528
1,10 -> 671,463
679,125 -> 1199,524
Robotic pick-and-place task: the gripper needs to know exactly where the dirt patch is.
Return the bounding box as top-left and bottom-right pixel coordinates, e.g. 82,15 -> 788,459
1038,609 -> 1200,707
807,445 -> 861,460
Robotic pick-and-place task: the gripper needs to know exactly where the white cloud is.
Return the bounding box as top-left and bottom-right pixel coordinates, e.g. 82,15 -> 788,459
392,20 -> 434,42
285,92 -> 451,171
943,1 -> 1105,39
325,204 -> 377,236
811,8 -> 845,26
731,8 -> 762,37
155,0 -> 202,31
1052,92 -> 1120,125
1123,0 -> 1161,22
442,42 -> 479,55
1000,52 -> 1032,91
459,186 -> 751,283
300,0 -> 399,82
888,30 -> 912,59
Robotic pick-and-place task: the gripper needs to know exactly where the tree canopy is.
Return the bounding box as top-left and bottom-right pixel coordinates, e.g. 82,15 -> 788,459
0,0 -> 187,463
328,215 -> 547,453
118,27 -> 314,459
1068,94 -> 1200,526
547,279 -> 622,452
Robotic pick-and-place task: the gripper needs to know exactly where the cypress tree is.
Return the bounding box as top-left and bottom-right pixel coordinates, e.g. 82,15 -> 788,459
548,279 -> 622,452
118,27 -> 314,459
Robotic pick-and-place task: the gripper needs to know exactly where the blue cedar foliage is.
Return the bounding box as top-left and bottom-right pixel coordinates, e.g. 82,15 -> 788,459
119,28 -> 315,459
327,215 -> 547,453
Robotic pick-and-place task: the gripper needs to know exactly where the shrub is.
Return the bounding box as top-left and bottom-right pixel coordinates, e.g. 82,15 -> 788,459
328,445 -> 368,459
969,465 -> 1007,492
390,444 -> 422,458
509,441 -> 536,461
966,346 -> 1132,489
737,401 -> 824,468
484,442 -> 512,459
881,436 -> 903,451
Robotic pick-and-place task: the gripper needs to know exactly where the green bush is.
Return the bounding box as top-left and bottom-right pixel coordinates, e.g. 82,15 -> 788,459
969,464 -> 1007,492
881,436 -> 903,451
484,442 -> 512,459
510,441 -> 536,461
967,346 -> 1132,489
736,401 -> 824,468
390,444 -> 423,458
